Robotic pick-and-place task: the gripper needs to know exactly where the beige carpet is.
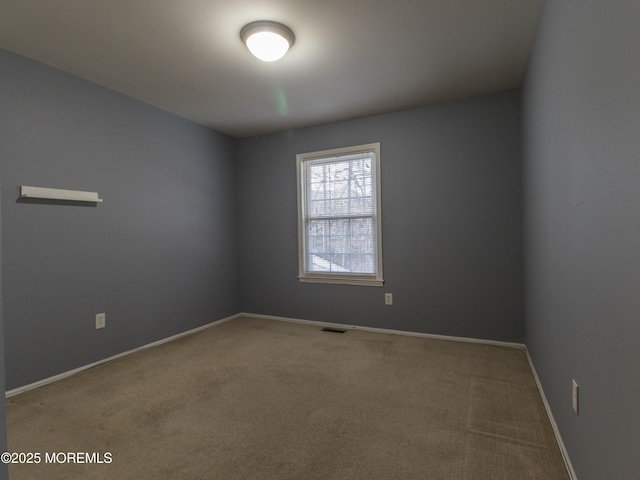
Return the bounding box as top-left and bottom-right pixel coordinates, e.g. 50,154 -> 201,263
6,317 -> 569,479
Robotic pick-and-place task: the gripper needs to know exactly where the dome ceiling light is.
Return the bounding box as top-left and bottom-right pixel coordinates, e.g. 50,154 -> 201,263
240,21 -> 295,62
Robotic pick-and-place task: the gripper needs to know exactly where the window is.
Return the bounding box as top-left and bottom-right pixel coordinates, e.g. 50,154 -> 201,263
296,143 -> 383,287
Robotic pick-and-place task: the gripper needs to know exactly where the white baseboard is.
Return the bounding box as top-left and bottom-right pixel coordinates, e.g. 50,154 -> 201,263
525,349 -> 578,480
6,313 -> 242,398
241,312 -> 526,350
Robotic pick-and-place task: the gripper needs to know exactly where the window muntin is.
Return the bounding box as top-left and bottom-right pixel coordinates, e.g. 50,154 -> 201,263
297,143 -> 383,286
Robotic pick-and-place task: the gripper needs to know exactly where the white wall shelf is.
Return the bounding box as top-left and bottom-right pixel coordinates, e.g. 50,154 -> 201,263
20,185 -> 103,203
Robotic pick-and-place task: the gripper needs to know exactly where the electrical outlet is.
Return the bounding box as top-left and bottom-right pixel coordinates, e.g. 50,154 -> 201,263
385,293 -> 393,305
572,379 -> 579,415
95,313 -> 106,329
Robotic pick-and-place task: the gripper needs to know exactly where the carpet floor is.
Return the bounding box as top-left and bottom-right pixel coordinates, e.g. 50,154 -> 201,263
6,316 -> 569,479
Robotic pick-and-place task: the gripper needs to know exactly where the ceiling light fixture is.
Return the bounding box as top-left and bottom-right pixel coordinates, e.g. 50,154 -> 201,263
240,21 -> 295,62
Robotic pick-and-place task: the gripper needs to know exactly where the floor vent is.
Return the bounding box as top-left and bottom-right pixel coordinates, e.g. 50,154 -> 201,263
322,327 -> 347,334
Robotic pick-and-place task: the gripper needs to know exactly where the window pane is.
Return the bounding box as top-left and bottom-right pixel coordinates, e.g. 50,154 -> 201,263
307,156 -> 374,218
307,218 -> 376,274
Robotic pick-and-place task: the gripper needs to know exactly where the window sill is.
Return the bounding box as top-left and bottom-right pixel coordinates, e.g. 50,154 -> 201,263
298,275 -> 384,287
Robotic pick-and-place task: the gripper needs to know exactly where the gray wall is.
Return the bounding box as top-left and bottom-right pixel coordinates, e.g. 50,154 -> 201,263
523,1 -> 640,479
0,191 -> 8,480
237,91 -> 524,342
0,49 -> 240,390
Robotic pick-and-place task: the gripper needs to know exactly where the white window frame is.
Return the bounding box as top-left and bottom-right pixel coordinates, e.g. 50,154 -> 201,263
296,143 -> 383,287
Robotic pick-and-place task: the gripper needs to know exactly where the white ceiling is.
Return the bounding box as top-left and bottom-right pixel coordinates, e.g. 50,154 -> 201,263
0,0 -> 545,138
